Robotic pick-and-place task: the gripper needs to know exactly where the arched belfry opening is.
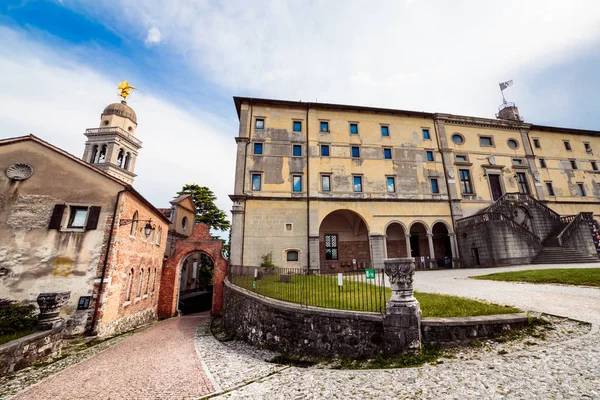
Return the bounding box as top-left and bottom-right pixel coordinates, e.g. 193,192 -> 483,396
319,210 -> 370,272
178,251 -> 215,314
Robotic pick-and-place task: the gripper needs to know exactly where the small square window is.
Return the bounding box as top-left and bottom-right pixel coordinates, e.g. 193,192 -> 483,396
293,145 -> 302,157
68,206 -> 88,228
253,143 -> 263,155
512,159 -> 523,165
426,151 -> 434,162
381,126 -> 389,136
539,158 -> 547,168
383,148 -> 392,159
321,145 -> 330,157
584,142 -> 592,151
286,250 -> 299,261
592,161 -> 598,171
320,121 -> 329,132
479,136 -> 493,147
564,141 -> 572,151
77,296 -> 91,310
252,174 -> 262,191
293,121 -> 302,132
293,175 -> 302,192
455,155 -> 468,162
423,129 -> 431,140
431,178 -> 439,194
545,182 -> 555,196
386,177 -> 395,193
321,175 -> 331,192
351,146 -> 360,158
285,223 -> 293,231
577,183 -> 586,196
255,118 -> 264,130
533,138 -> 541,148
353,176 -> 362,192
350,123 -> 358,134
570,160 -> 577,170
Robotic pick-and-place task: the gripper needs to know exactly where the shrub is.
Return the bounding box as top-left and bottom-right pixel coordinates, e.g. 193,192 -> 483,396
260,252 -> 277,269
0,299 -> 38,336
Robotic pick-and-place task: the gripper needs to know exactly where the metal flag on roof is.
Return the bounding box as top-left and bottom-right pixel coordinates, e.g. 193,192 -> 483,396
499,80 -> 514,91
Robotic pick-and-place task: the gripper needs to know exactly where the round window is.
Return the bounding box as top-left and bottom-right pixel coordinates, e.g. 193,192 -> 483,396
103,120 -> 109,126
507,139 -> 519,149
451,133 -> 465,145
128,126 -> 133,132
182,216 -> 188,230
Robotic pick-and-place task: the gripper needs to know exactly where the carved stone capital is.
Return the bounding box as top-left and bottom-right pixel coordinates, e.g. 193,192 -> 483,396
384,258 -> 417,308
37,291 -> 70,330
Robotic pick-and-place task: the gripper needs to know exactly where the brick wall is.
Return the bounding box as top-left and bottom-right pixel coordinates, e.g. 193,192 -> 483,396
91,192 -> 169,337
319,239 -> 371,272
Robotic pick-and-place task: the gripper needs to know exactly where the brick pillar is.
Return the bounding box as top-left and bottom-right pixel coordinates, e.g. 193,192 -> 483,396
383,258 -> 421,354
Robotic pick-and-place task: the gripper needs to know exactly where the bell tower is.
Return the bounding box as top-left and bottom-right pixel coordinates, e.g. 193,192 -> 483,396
82,82 -> 142,184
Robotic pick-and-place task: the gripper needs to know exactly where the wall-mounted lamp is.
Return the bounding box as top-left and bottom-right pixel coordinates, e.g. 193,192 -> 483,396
119,218 -> 155,238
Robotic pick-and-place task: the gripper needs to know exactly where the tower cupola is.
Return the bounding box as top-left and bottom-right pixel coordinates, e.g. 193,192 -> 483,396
82,81 -> 142,184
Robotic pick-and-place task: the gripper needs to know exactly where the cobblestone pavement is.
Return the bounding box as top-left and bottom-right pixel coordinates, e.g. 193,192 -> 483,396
11,314 -> 214,400
203,320 -> 600,400
413,263 -> 600,325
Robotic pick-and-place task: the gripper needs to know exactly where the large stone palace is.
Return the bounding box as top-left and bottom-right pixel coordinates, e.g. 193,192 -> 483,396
229,97 -> 600,271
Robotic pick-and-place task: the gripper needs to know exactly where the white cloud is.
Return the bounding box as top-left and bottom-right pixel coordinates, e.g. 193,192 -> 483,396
0,26 -> 236,236
144,26 -> 161,46
75,0 -> 600,121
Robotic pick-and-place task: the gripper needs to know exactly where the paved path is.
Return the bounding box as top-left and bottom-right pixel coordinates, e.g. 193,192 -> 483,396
413,263 -> 600,325
14,314 -> 214,400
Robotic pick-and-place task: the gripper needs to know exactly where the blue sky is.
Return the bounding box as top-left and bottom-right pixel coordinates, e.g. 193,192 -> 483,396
1,0 -> 600,235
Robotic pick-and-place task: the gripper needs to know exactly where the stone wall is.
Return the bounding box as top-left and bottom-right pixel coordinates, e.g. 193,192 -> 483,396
95,308 -> 156,338
0,325 -> 64,377
223,280 -> 385,358
421,314 -> 529,343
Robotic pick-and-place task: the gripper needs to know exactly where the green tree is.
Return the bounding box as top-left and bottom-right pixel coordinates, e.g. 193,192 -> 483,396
175,184 -> 231,231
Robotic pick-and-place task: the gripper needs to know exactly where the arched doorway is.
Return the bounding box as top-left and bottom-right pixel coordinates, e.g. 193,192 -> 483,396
432,222 -> 452,268
385,223 -> 408,258
319,210 -> 370,272
409,222 -> 430,267
178,251 -> 215,314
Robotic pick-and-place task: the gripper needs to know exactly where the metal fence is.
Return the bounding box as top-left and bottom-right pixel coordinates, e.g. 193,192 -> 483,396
228,266 -> 389,313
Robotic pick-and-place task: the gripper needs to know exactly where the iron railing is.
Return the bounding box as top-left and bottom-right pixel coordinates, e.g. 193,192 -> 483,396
228,266 -> 389,313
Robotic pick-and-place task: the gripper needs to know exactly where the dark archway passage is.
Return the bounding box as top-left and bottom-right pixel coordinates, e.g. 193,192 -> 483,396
385,223 -> 408,258
432,222 -> 452,268
319,209 -> 370,272
178,252 -> 214,314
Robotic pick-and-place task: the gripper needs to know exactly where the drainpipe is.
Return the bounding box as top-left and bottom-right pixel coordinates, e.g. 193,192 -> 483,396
433,118 -> 458,235
89,188 -> 127,335
306,103 -> 310,274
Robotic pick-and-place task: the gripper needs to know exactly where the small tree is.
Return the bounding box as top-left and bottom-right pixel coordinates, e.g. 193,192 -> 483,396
175,184 -> 231,232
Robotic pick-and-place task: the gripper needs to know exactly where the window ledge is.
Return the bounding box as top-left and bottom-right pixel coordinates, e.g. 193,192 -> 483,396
60,228 -> 86,233
134,297 -> 141,303
123,301 -> 131,307
512,165 -> 529,169
454,161 -> 473,166
143,295 -> 148,299
129,235 -> 136,239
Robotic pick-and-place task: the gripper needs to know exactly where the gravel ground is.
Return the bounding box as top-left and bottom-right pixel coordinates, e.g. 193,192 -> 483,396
204,317 -> 599,399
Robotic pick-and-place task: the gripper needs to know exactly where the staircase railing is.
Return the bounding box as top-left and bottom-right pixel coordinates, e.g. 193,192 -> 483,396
483,192 -> 561,221
557,212 -> 594,246
456,212 -> 541,246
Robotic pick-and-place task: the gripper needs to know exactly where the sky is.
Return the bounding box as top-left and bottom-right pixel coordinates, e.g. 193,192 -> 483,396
1,0 -> 600,237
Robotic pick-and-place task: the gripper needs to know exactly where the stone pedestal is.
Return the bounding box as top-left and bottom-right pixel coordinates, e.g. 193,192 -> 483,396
383,258 -> 421,353
36,292 -> 70,330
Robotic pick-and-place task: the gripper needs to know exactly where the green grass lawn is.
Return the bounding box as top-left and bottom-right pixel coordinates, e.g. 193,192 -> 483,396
232,273 -> 519,317
0,329 -> 37,345
471,268 -> 600,287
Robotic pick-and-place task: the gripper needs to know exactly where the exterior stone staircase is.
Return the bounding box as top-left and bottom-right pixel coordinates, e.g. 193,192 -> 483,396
531,247 -> 600,264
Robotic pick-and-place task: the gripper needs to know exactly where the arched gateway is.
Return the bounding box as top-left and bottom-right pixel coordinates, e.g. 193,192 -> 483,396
158,223 -> 227,318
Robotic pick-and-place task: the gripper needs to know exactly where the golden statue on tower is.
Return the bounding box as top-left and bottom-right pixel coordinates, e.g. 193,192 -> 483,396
117,81 -> 137,102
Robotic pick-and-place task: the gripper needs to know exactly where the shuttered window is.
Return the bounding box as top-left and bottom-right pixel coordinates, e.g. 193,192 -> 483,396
86,206 -> 101,230
48,204 -> 66,229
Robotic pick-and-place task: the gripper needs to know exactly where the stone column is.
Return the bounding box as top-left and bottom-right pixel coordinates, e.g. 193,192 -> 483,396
427,233 -> 435,269
369,234 -> 385,270
383,258 -> 421,354
405,234 -> 412,258
309,235 -> 320,273
229,199 -> 245,268
37,292 -> 70,330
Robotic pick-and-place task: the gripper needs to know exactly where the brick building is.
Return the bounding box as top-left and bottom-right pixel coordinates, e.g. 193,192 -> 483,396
0,95 -> 170,336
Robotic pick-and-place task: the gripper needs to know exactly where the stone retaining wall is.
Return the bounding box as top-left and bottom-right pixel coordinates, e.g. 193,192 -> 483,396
0,324 -> 64,377
223,280 -> 384,357
421,314 -> 529,343
223,279 -> 531,357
